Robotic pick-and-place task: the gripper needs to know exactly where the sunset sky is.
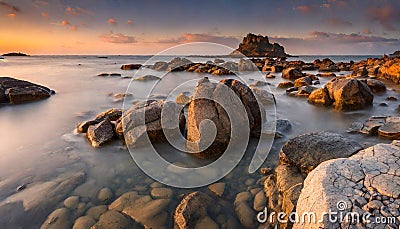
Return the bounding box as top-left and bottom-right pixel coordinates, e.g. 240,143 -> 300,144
1,0 -> 400,55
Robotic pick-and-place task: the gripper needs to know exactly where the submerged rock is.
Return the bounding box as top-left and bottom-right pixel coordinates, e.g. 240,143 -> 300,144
134,75 -> 161,81
279,132 -> 363,173
121,64 -> 142,70
91,210 -> 142,229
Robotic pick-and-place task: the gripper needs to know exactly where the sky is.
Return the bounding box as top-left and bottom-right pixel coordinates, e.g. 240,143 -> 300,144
1,0 -> 400,55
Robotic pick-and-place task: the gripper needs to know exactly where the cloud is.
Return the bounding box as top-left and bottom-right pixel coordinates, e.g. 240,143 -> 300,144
108,18 -> 117,25
7,13 -> 15,18
0,1 -> 20,12
157,33 -> 239,47
51,20 -> 78,31
307,31 -> 398,43
41,12 -> 48,17
325,18 -> 352,27
366,5 -> 400,31
293,5 -> 317,13
66,6 -> 92,16
363,29 -> 372,35
127,19 -> 133,26
100,32 -> 136,43
33,0 -> 47,8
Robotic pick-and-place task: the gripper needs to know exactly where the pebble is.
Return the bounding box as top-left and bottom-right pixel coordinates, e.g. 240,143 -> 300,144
97,187 -> 113,203
85,205 -> 108,221
64,196 -> 80,209
150,187 -> 173,199
208,183 -> 226,197
72,216 -> 95,229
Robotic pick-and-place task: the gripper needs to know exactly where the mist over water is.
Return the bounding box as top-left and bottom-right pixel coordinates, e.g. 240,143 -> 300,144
0,55 -> 397,227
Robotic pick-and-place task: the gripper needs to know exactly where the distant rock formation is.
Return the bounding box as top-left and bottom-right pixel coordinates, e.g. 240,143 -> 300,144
389,50 -> 400,57
2,52 -> 29,56
230,33 -> 286,58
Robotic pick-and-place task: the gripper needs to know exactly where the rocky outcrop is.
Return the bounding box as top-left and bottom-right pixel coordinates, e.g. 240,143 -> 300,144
230,33 -> 286,58
350,56 -> 400,84
121,64 -> 142,70
122,100 -> 186,147
0,77 -> 54,104
186,78 -> 263,158
279,132 -> 363,173
308,77 -> 374,111
295,141 -> 400,229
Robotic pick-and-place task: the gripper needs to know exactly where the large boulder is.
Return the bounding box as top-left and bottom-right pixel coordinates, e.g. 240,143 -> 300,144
325,77 -> 373,111
295,141 -> 400,229
0,77 -> 54,104
186,78 -> 263,158
307,88 -> 333,106
230,33 -> 286,58
281,68 -> 305,80
279,132 -> 362,173
122,100 -> 185,147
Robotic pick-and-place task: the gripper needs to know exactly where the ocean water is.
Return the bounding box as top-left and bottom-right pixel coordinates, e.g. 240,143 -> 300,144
0,55 -> 397,228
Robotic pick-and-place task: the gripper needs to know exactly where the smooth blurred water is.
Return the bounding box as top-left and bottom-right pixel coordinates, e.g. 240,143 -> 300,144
0,55 -> 397,228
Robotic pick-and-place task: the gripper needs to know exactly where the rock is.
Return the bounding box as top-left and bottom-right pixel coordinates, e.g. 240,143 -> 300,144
386,96 -> 397,101
72,216 -> 95,229
363,79 -> 386,93
110,73 -> 121,77
274,165 -> 305,191
86,119 -> 115,148
260,167 -> 272,175
194,216 -> 219,229
187,78 -> 262,157
307,88 -> 333,106
295,142 -> 400,228
91,210 -> 141,229
271,65 -> 283,73
95,108 -> 123,122
122,100 -> 185,147
325,77 -> 374,111
77,120 -> 100,133
150,187 -> 173,199
167,57 -> 193,72
40,208 -> 72,229
377,58 -> 400,84
86,205 -> 107,221
285,87 -> 298,94
221,61 -> 238,72
112,93 -> 132,103
234,192 -> 255,228
175,93 -> 191,105
230,33 -> 286,58
152,61 -> 168,71
64,196 -> 79,209
278,81 -> 294,88
121,64 -> 142,70
281,183 -> 303,229
279,132 -> 363,173
250,80 -> 268,87
378,117 -> 400,139
134,75 -> 161,81
208,183 -> 226,197
0,77 -> 54,104
281,67 -> 305,80
266,74 -> 275,78
97,187 -> 113,203
316,58 -> 339,72
297,85 -> 317,97
97,73 -> 109,77
174,192 -> 213,229
253,190 -> 267,211
214,58 -> 225,64
293,76 -> 313,87
238,58 -> 258,72
316,72 -> 336,77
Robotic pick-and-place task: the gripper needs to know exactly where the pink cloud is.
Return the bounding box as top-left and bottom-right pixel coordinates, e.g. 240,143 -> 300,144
100,32 -> 136,43
66,6 -> 92,16
127,19 -> 133,26
294,5 -> 317,13
366,5 -> 400,31
325,18 -> 352,27
108,18 -> 117,25
157,33 -> 239,47
363,29 -> 372,35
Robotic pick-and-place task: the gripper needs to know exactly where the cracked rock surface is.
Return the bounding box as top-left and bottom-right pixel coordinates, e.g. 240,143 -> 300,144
295,141 -> 400,229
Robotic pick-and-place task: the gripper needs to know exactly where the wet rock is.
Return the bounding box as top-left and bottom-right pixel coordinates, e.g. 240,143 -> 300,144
122,100 -> 185,147
97,73 -> 109,77
297,85 -> 317,97
307,87 -> 332,106
40,208 -> 72,229
278,81 -> 294,88
386,96 -> 397,101
293,76 -> 313,87
97,187 -> 113,203
64,196 -> 79,209
0,77 -> 54,104
85,205 -> 107,221
174,191 -> 213,229
316,58 -> 339,72
281,183 -> 303,229
271,65 -> 284,73
110,73 -> 121,77
175,93 -> 191,105
77,120 -> 99,133
253,190 -> 267,211
282,67 -> 305,80
91,210 -> 142,229
194,216 -> 219,229
208,183 -> 226,197
95,108 -> 123,122
325,77 -> 374,111
378,117 -> 400,139
363,79 -> 386,93
72,216 -> 95,229
134,75 -> 161,81
151,61 -> 168,71
150,187 -> 173,199
121,64 -> 142,70
266,74 -> 275,78
316,72 -> 336,77
250,80 -> 268,87
86,119 -> 115,148
214,58 -> 225,64
167,57 -> 193,72
234,191 -> 256,228
238,58 -> 258,72
359,120 -> 384,135
285,87 -> 298,94
295,141 -> 400,228
279,132 -> 362,173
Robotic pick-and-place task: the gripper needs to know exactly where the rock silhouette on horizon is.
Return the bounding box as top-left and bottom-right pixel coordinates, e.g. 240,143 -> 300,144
230,33 -> 287,58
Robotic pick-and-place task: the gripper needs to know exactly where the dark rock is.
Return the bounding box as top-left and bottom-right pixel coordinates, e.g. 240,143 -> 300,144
282,67 -> 305,80
7,86 -> 51,104
386,96 -> 397,101
294,76 -> 313,87
86,119 -> 115,148
316,58 -> 339,72
279,132 -> 363,173
152,61 -> 168,71
285,87 -> 298,93
77,120 -> 100,133
362,79 -> 386,93
278,81 -> 294,88
134,75 -> 161,81
97,73 -> 109,77
230,33 -> 286,58
297,86 -> 317,97
167,57 -> 192,72
271,65 -> 283,73
121,64 -> 142,70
